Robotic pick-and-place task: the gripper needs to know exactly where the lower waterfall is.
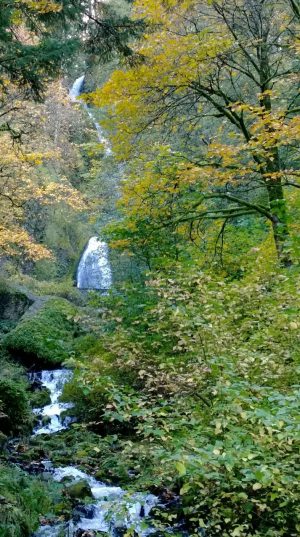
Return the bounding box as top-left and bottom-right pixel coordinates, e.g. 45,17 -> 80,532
76,236 -> 112,290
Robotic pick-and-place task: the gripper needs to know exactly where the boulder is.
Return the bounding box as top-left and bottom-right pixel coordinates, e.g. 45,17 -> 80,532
0,285 -> 33,322
41,415 -> 51,427
64,480 -> 93,500
73,503 -> 95,522
74,530 -> 98,537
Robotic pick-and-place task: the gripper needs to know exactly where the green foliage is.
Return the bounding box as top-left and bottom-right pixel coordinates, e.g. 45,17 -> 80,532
0,378 -> 32,436
0,463 -> 58,537
3,298 -> 78,366
0,351 -> 32,437
68,264 -> 300,536
0,0 -> 85,98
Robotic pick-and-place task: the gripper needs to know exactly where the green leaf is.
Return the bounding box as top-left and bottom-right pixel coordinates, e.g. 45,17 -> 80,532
175,461 -> 186,476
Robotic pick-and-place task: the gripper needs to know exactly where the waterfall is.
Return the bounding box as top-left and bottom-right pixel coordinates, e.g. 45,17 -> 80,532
69,74 -> 112,155
31,367 -> 158,536
77,236 -> 112,290
70,76 -> 113,290
30,369 -> 74,435
69,74 -> 85,102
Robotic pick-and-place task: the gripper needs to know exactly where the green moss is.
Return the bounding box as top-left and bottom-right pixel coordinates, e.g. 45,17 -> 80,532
29,387 -> 51,408
3,298 -> 78,366
64,480 -> 93,500
0,281 -> 32,323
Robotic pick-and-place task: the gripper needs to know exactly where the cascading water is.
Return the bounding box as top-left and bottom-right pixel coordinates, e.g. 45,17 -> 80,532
30,369 -> 74,435
70,76 -> 113,291
76,236 -> 112,290
31,368 -> 158,537
69,74 -> 112,156
29,76 -> 161,536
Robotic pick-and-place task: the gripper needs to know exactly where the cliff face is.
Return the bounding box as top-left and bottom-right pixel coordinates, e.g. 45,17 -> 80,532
0,285 -> 33,323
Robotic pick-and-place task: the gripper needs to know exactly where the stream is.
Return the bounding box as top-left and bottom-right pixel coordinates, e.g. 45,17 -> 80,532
23,77 -> 164,536
29,369 -> 159,537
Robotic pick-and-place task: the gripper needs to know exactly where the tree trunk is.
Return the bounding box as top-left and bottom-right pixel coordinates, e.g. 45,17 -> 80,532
258,44 -> 292,267
266,179 -> 292,267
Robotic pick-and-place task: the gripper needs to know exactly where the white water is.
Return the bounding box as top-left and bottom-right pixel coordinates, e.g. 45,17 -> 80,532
33,75 -> 157,536
51,465 -> 157,535
32,369 -> 158,536
70,76 -> 113,291
76,236 -> 112,290
69,74 -> 112,156
31,369 -> 74,435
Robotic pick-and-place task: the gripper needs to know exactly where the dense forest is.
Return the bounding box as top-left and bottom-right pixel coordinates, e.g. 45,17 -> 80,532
0,1 -> 299,536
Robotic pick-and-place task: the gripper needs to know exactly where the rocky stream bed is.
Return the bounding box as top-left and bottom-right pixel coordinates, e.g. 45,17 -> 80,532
7,368 -> 183,537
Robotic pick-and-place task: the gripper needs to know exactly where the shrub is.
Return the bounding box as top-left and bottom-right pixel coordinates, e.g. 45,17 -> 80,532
0,463 -> 58,537
67,266 -> 300,536
0,378 -> 32,435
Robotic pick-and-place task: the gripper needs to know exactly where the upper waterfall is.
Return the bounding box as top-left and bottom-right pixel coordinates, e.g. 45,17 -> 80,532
77,236 -> 112,290
69,74 -> 85,101
69,75 -> 112,155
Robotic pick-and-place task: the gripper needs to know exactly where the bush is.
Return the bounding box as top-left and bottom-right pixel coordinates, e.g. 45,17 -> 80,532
0,378 -> 32,436
0,463 -> 58,537
0,351 -> 32,437
3,298 -> 78,366
67,266 -> 300,536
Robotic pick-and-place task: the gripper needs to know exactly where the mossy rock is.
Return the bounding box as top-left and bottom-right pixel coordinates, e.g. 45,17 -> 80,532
41,415 -> 51,427
0,283 -> 32,323
30,387 -> 51,408
3,298 -> 78,367
64,480 -> 93,500
0,431 -> 7,450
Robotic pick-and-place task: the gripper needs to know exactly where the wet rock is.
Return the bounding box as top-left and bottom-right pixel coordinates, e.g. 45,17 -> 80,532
74,530 -> 98,537
113,527 -> 127,537
73,503 -> 95,522
61,475 -> 75,484
29,377 -> 43,391
25,461 -> 50,474
0,431 -> 8,449
64,480 -> 93,500
41,415 -> 51,427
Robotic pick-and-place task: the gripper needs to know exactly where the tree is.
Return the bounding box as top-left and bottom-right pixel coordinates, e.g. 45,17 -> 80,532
91,0 -> 300,266
0,0 -> 146,261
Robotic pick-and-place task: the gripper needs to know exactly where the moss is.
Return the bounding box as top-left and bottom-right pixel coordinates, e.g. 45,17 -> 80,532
64,480 -> 93,500
3,298 -> 78,367
0,281 -> 32,322
29,387 -> 51,408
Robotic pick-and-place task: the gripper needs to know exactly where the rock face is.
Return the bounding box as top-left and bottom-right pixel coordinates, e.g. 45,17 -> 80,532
0,286 -> 33,322
64,480 -> 93,500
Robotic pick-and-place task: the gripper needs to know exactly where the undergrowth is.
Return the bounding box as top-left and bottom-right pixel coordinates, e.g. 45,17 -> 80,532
64,263 -> 300,537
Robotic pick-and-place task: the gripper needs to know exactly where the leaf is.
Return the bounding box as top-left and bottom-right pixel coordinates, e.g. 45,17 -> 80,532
180,483 -> 191,495
175,461 -> 186,476
252,483 -> 262,491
